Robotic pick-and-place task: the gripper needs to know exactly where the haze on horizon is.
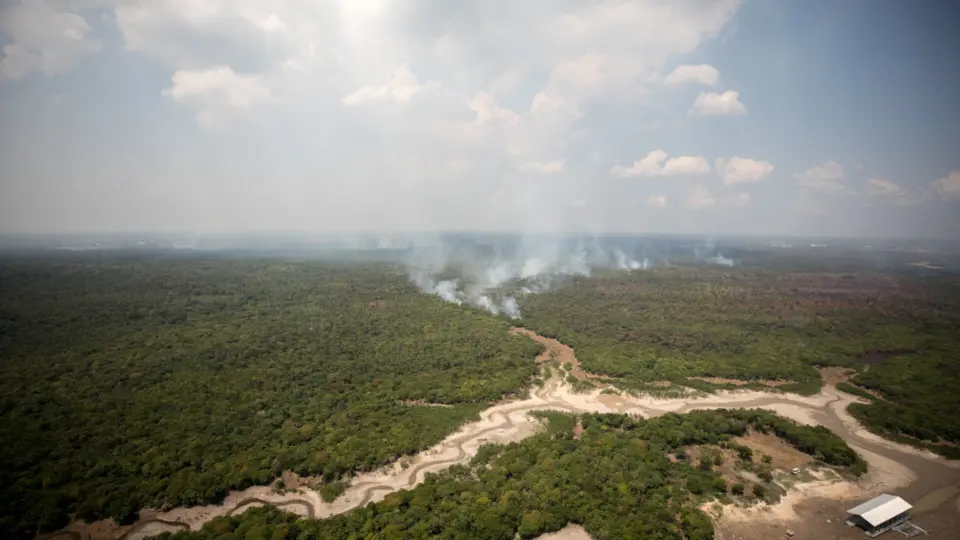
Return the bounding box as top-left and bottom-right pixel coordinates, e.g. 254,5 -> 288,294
1,1 -> 959,240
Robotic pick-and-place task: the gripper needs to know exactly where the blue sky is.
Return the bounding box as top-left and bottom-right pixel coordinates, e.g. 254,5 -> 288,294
1,0 -> 958,238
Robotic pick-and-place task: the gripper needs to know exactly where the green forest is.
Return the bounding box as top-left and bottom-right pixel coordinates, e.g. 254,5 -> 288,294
157,409 -> 864,540
515,266 -> 960,449
2,252 -> 957,538
846,352 -> 960,457
0,258 -> 541,537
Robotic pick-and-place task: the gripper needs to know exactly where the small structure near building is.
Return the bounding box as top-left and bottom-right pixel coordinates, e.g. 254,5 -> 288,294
845,494 -> 925,537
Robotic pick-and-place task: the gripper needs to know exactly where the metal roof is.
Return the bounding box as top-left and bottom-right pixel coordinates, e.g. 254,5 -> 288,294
847,494 -> 912,527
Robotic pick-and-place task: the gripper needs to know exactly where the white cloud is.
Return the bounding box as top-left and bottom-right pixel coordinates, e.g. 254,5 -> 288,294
866,178 -> 901,196
2,0 -> 763,235
795,160 -> 848,194
612,150 -> 710,178
518,160 -> 566,175
572,199 -> 587,208
647,195 -> 667,208
0,1 -> 102,80
687,184 -> 716,209
715,157 -> 775,185
664,64 -> 718,86
469,91 -> 520,126
931,171 -> 960,201
164,66 -> 270,109
343,64 -> 433,106
689,90 -> 747,117
113,1 -> 311,68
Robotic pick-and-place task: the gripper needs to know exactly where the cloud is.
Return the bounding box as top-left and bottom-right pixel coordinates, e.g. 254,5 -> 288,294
0,1 -> 102,80
866,178 -> 901,196
795,160 -> 848,194
715,157 -> 775,185
468,91 -> 520,126
164,66 -> 270,109
112,1 -> 314,70
342,64 -> 434,106
689,90 -> 747,117
518,160 -> 566,175
162,66 -> 270,126
2,0 -> 761,235
931,171 -> 960,201
664,64 -> 719,86
612,149 -> 710,178
687,184 -> 716,209
647,195 -> 667,208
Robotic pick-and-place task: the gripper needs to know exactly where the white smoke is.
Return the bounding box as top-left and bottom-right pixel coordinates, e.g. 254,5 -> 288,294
434,279 -> 465,304
707,254 -> 735,267
407,235 -> 652,318
614,249 -> 650,271
694,240 -> 737,267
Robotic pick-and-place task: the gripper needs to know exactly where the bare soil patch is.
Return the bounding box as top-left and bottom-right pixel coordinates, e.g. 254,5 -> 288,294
818,367 -> 854,386
536,524 -> 594,540
509,327 -> 614,382
279,470 -> 321,490
735,431 -> 812,471
572,420 -> 584,440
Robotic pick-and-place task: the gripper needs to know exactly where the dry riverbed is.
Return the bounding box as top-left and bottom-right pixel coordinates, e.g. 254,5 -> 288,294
51,330 -> 960,540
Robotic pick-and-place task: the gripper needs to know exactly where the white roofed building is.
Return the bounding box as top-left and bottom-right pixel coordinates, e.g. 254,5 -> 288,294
845,494 -> 912,537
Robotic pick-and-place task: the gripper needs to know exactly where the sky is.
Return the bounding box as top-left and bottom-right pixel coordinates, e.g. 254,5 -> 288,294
1,0 -> 959,239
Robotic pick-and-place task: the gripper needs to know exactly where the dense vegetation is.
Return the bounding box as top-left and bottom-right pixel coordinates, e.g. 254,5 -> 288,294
2,247 -> 956,538
519,267 -> 957,390
516,266 -> 960,445
0,257 -> 541,538
847,352 -> 960,458
159,409 -> 863,540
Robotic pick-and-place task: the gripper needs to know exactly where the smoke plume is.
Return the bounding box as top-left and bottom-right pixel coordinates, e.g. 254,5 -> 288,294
405,235 -> 652,318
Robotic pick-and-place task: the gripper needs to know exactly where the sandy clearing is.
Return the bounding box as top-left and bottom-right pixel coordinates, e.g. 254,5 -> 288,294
848,444 -> 916,491
55,329 -> 958,539
709,477 -> 863,527
124,521 -> 187,540
535,523 -> 594,540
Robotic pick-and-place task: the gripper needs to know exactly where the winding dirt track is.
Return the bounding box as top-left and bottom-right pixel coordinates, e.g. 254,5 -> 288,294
56,331 -> 960,540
